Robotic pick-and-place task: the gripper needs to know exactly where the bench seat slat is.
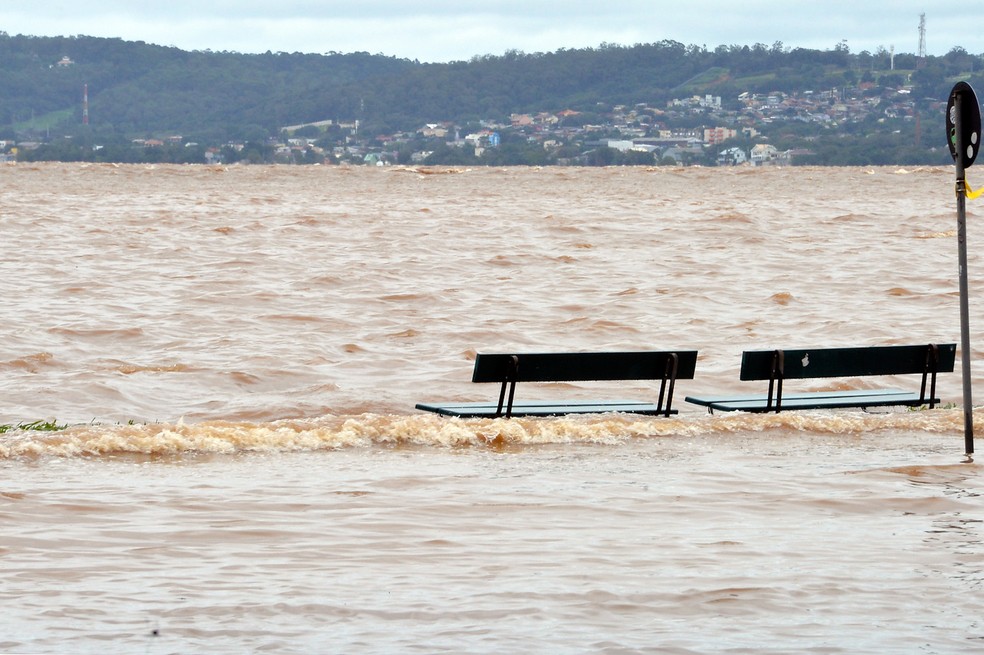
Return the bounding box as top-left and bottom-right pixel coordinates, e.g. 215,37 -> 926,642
415,400 -> 676,418
740,344 -> 956,380
472,351 -> 698,382
685,389 -> 936,413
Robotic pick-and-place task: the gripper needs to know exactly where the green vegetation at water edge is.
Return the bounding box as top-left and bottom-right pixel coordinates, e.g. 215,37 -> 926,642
0,419 -> 69,433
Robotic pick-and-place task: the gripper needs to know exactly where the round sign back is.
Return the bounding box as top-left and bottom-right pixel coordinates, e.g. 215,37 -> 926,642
947,81 -> 982,168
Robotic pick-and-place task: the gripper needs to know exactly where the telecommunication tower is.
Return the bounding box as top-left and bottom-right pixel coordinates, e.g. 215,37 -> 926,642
918,13 -> 926,59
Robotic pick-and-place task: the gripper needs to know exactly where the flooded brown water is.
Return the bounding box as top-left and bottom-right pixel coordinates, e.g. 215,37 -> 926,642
1,163 -> 982,653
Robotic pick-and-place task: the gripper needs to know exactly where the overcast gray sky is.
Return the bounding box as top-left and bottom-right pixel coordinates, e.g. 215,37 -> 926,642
1,2 -> 978,62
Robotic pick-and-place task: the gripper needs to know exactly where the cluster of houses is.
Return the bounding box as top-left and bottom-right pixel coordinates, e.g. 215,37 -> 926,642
2,75 -> 927,166
277,84 -> 926,166
274,110 -> 790,167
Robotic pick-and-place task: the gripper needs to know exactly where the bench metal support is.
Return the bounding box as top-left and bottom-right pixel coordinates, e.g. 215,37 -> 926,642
656,352 -> 679,418
766,349 -> 784,413
495,355 -> 520,418
919,343 -> 941,408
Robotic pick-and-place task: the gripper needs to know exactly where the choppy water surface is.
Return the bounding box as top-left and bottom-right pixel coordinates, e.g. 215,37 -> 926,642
1,163 -> 983,653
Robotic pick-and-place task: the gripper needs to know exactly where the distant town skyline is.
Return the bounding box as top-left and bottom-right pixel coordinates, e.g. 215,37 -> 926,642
1,2 -> 980,63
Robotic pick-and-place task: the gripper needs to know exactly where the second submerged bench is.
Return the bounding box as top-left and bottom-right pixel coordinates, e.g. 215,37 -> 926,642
416,350 -> 698,418
685,343 -> 956,413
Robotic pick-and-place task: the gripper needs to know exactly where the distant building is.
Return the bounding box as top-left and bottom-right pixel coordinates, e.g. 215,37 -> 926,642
668,95 -> 721,110
418,124 -> 449,138
704,127 -> 738,146
750,143 -> 779,166
718,147 -> 747,166
604,140 -> 634,152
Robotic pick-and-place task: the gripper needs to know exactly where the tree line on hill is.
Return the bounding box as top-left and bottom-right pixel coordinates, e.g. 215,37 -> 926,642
2,31 -> 983,165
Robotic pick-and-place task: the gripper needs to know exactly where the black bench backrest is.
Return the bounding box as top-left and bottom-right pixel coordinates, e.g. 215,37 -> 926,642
472,351 -> 698,383
740,344 -> 956,381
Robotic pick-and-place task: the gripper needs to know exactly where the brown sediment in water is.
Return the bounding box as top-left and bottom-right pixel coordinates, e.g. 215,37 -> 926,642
1,164 -> 981,653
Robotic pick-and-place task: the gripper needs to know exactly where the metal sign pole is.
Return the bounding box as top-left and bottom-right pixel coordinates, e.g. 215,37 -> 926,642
948,82 -> 980,456
955,123 -> 974,456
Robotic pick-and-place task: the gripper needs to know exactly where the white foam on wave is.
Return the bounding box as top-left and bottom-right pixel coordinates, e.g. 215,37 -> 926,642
0,408 -> 972,459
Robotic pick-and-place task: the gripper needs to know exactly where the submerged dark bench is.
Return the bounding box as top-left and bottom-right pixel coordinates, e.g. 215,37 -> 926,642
685,343 -> 956,413
416,350 -> 698,418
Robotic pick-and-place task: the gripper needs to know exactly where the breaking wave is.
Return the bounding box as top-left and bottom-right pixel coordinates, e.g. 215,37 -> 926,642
0,408 -> 974,459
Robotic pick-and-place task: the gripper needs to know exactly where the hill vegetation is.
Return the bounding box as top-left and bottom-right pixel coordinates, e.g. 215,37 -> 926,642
2,31 -> 982,165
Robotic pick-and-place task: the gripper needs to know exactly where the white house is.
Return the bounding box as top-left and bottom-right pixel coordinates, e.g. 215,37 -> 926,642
718,147 -> 747,166
750,144 -> 780,166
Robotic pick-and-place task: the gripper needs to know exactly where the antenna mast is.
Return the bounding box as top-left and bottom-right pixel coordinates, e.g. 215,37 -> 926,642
918,13 -> 927,59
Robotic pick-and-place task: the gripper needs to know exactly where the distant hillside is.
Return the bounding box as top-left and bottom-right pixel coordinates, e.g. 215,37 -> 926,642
2,32 -> 983,159
0,33 -> 417,140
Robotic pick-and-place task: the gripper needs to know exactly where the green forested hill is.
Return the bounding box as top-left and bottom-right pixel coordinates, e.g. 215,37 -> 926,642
0,33 -> 417,140
2,31 -> 983,163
